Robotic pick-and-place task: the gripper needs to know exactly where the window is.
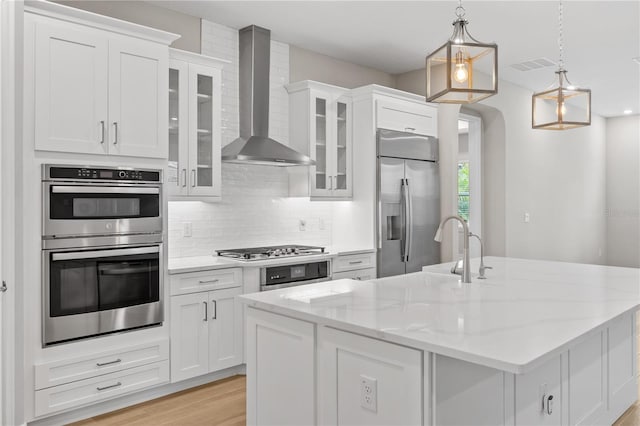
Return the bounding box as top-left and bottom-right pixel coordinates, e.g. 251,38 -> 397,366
458,161 -> 469,222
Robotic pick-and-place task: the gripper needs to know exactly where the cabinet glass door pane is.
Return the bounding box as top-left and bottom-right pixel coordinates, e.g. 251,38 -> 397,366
336,102 -> 348,190
197,74 -> 213,188
315,97 -> 327,190
168,68 -> 180,186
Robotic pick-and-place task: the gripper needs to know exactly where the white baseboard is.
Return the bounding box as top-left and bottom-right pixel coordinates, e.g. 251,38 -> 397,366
28,365 -> 246,426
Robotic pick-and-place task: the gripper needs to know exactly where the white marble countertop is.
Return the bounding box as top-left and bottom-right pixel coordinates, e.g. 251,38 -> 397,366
239,256 -> 640,374
168,247 -> 376,274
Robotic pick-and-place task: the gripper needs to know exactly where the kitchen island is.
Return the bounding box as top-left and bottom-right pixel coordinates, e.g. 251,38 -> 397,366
239,257 -> 640,425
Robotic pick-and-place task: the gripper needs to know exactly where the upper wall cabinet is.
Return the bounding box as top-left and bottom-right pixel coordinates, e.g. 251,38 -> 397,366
25,2 -> 179,158
167,49 -> 227,201
286,81 -> 353,200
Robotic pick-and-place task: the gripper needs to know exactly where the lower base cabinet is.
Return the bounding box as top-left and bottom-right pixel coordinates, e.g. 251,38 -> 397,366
35,361 -> 169,417
246,308 -> 638,426
170,286 -> 243,382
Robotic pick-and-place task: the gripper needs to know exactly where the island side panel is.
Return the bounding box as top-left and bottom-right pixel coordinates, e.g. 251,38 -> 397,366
606,311 -> 638,425
245,307 -> 316,426
317,326 -> 423,425
433,354 -> 514,426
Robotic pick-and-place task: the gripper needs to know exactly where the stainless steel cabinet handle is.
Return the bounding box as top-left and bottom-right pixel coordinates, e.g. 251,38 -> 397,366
203,301 -> 208,322
97,382 -> 122,391
349,260 -> 363,265
198,278 -> 219,284
181,169 -> 187,188
0,281 -> 7,293
400,178 -> 407,262
100,120 -> 105,144
191,170 -> 196,187
211,300 -> 217,320
96,358 -> 122,367
113,122 -> 118,145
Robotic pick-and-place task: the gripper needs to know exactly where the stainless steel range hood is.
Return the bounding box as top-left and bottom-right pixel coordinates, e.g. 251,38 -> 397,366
222,25 -> 314,166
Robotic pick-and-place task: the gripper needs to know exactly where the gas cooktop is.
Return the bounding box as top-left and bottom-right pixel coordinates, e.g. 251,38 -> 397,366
216,245 -> 326,261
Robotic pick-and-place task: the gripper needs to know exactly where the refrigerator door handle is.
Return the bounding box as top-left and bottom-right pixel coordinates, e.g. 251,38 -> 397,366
405,179 -> 413,262
400,178 -> 407,262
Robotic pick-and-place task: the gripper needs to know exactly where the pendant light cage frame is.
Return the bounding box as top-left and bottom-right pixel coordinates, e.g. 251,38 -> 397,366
532,0 -> 591,130
425,4 -> 498,104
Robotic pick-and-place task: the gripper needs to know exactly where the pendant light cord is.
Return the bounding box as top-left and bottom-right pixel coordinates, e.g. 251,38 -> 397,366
558,0 -> 564,71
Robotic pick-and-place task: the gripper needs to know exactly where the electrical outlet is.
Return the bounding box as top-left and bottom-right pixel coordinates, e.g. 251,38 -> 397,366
183,222 -> 192,237
360,375 -> 377,412
299,219 -> 307,231
524,212 -> 531,223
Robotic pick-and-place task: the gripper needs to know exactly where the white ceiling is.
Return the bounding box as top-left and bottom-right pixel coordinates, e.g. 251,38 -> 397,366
149,1 -> 640,118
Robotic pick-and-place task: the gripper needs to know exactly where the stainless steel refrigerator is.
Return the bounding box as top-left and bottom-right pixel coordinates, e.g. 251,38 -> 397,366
377,129 -> 440,278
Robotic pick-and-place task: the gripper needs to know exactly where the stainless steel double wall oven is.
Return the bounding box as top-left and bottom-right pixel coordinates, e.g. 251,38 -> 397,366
42,165 -> 164,346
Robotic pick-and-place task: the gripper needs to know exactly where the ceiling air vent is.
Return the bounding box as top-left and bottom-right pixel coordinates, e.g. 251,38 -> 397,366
510,57 -> 556,72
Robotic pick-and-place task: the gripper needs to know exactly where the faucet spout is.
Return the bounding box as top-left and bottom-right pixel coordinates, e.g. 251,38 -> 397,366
434,215 -> 471,283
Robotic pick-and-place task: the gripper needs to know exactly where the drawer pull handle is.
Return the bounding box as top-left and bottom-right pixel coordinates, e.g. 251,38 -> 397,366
405,127 -> 416,132
349,260 -> 363,265
212,300 -> 217,320
96,358 -> 122,367
97,382 -> 122,391
199,278 -> 220,284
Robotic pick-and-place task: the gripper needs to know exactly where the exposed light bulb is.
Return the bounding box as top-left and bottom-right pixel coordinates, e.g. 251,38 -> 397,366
556,101 -> 567,116
452,50 -> 469,83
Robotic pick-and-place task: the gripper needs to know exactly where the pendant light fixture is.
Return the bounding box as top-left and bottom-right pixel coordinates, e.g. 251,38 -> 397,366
532,0 -> 591,130
425,0 -> 498,104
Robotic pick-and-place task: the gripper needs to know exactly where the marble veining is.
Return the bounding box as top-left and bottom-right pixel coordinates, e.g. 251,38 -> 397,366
239,256 -> 640,373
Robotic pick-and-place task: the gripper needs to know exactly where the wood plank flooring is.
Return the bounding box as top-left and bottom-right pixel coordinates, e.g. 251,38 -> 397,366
70,373 -> 639,425
69,376 -> 246,426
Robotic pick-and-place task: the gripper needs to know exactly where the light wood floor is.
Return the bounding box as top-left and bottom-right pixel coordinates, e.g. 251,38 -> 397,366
69,375 -> 246,426
70,374 -> 639,426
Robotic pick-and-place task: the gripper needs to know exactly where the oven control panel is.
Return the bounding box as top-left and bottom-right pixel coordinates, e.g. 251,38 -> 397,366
46,166 -> 161,182
262,261 -> 329,286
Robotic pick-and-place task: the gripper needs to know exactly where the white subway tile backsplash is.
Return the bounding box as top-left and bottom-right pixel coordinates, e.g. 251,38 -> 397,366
168,21 -> 332,258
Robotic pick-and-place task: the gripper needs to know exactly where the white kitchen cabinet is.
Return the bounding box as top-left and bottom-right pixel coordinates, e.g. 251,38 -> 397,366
170,292 -> 210,382
318,326 -> 422,426
168,49 -> 226,201
246,308 -> 316,426
332,268 -> 377,281
170,286 -> 243,383
515,355 -> 562,426
108,38 -> 168,158
376,97 -> 438,137
33,20 -> 108,155
28,9 -> 174,158
287,81 -> 353,199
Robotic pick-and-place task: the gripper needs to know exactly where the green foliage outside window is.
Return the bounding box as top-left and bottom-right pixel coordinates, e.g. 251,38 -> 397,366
458,162 -> 469,222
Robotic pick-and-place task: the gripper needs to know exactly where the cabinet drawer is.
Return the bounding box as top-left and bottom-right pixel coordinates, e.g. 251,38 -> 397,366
35,339 -> 169,390
332,252 -> 376,273
332,267 -> 377,281
376,98 -> 437,137
170,268 -> 242,296
34,360 -> 169,417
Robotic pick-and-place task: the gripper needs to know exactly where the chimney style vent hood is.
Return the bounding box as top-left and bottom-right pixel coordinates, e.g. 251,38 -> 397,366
222,25 -> 314,166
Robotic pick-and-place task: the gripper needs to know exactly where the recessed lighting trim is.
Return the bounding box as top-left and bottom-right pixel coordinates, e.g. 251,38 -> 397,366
624,109 -> 633,115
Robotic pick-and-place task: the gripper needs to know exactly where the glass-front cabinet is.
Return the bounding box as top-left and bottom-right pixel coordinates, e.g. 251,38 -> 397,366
287,81 -> 352,199
168,49 -> 225,201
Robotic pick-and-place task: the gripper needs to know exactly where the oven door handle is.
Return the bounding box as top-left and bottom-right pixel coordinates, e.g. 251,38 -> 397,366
51,246 -> 160,261
99,265 -> 156,275
50,185 -> 160,195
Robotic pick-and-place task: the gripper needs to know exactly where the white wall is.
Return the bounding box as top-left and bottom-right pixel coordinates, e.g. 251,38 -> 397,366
168,21 -> 334,258
290,45 -> 395,88
53,1 -> 201,53
606,115 -> 640,268
396,70 -> 607,264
